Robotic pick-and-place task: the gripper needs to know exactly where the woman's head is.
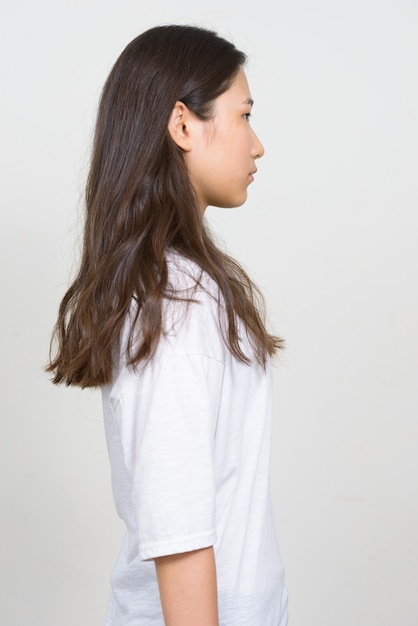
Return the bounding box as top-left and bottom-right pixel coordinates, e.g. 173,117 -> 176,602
89,25 -> 248,232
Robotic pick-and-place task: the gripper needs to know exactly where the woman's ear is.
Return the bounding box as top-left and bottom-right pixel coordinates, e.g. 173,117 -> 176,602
167,101 -> 193,151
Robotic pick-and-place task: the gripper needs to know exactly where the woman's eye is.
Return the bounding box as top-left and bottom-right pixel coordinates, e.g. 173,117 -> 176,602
243,113 -> 252,121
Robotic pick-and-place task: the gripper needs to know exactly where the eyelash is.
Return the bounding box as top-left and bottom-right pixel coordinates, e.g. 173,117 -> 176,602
243,113 -> 252,121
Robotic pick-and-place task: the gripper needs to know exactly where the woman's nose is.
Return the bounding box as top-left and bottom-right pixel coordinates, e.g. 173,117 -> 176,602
251,128 -> 265,159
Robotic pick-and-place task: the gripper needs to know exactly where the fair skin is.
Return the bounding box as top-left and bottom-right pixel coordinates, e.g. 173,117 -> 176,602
156,67 -> 264,626
168,66 -> 265,212
155,547 -> 218,626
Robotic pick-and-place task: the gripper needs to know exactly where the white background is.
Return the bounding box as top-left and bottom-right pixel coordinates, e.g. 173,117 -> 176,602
1,1 -> 417,624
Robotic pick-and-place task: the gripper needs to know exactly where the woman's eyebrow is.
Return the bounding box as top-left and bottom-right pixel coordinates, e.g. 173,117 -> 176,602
243,97 -> 254,106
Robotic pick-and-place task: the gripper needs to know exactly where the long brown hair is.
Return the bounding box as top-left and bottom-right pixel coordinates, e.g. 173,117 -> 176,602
47,24 -> 283,388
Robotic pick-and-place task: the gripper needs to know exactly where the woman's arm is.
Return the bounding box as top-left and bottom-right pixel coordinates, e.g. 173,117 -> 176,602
154,546 -> 219,626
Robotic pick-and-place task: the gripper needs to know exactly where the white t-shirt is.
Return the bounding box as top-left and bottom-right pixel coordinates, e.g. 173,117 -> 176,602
102,253 -> 288,625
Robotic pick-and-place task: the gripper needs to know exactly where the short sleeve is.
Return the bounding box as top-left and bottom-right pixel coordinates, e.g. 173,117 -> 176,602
116,340 -> 224,560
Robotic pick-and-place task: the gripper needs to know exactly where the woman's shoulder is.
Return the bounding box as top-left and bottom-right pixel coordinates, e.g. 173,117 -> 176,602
166,249 -> 220,302
163,250 -> 226,359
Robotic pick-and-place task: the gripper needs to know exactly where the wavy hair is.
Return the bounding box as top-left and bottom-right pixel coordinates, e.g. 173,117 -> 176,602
47,25 -> 283,388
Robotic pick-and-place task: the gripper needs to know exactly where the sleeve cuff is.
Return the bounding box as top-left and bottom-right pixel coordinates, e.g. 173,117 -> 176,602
140,529 -> 217,561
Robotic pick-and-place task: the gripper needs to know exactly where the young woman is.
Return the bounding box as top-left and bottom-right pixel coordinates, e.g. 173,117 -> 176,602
47,24 -> 288,626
